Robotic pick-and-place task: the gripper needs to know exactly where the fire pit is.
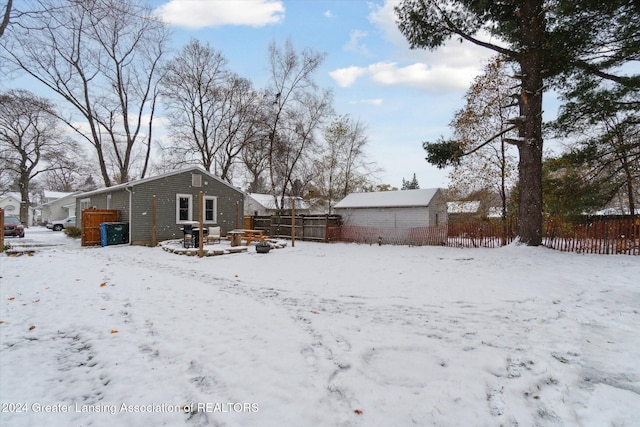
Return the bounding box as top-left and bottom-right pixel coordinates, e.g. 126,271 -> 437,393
255,242 -> 271,253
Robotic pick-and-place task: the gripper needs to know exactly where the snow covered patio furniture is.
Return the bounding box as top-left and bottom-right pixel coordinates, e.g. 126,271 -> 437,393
204,226 -> 221,244
226,229 -> 266,246
181,222 -> 208,248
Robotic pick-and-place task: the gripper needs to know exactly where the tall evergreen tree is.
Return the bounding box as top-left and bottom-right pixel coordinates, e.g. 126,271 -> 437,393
401,173 -> 420,190
395,0 -> 640,245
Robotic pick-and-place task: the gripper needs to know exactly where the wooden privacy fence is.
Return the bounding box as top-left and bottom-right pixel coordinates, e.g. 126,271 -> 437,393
81,209 -> 120,246
247,215 -> 342,241
543,217 -> 640,255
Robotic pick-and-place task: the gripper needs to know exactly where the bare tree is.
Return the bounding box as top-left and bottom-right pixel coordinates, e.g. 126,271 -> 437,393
315,115 -> 374,212
447,56 -> 519,220
241,119 -> 271,193
1,0 -> 168,186
264,39 -> 333,210
0,89 -> 75,223
40,151 -> 93,192
0,0 -> 11,39
161,39 -> 263,182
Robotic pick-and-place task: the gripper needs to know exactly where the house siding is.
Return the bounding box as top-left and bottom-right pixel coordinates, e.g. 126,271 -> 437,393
335,190 -> 448,229
337,207 -> 432,229
334,189 -> 449,245
128,171 -> 243,244
75,168 -> 244,246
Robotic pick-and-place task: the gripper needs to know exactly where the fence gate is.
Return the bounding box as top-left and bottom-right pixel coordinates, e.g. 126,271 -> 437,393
82,209 -> 119,247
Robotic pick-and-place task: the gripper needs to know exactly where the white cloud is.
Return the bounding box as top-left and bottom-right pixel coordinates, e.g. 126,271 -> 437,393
155,0 -> 285,28
329,62 -> 478,92
366,0 -> 496,81
344,30 -> 369,56
328,66 -> 368,88
349,98 -> 383,106
324,10 -> 335,18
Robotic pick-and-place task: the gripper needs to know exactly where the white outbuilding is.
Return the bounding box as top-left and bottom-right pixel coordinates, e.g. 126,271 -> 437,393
334,188 -> 448,245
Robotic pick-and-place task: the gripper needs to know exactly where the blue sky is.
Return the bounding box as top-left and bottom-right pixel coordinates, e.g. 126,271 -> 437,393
151,0 -> 499,189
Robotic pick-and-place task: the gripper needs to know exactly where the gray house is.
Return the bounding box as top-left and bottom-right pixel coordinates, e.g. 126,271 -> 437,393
334,188 -> 448,245
75,167 -> 244,245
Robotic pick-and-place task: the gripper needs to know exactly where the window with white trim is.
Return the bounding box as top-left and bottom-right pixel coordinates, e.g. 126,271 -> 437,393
203,196 -> 217,223
176,194 -> 192,223
80,198 -> 91,211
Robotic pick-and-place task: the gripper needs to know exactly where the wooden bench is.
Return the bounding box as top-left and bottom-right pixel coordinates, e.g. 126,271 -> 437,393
226,229 -> 265,246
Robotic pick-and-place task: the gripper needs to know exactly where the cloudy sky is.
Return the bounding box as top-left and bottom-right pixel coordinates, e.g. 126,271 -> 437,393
152,0 -> 497,189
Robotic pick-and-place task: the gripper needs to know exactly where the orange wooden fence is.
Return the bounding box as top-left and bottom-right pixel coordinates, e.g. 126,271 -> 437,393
544,217 -> 639,255
335,217 -> 639,255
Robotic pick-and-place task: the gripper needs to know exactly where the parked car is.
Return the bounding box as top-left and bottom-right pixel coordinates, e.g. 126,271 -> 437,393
46,216 -> 76,231
3,215 -> 25,238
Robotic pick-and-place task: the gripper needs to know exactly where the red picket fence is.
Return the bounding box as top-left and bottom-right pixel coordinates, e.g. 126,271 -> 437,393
446,221 -> 517,248
339,225 -> 447,246
335,217 -> 639,255
338,221 -> 515,248
543,217 -> 640,255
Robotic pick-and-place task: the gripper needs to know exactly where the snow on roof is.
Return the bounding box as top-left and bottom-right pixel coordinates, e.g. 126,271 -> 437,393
249,193 -> 309,210
334,189 -> 440,209
77,166 -> 240,198
447,201 -> 481,214
487,206 -> 504,218
589,207 -> 640,216
44,190 -> 75,200
0,192 -> 20,201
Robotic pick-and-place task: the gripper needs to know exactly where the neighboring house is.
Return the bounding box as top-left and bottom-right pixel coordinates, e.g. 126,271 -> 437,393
0,192 -> 35,225
447,200 -> 482,223
447,196 -> 507,222
39,191 -> 80,224
334,188 -> 448,245
589,207 -> 640,217
75,167 -> 244,246
245,193 -> 310,216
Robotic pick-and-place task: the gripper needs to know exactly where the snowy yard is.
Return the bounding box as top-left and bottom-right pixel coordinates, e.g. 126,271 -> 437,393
1,227 -> 639,426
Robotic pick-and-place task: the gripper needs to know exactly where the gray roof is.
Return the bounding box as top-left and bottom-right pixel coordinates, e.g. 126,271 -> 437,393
334,188 -> 440,209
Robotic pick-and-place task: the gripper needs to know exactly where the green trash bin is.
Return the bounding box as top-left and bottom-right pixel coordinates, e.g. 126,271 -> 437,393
101,222 -> 129,246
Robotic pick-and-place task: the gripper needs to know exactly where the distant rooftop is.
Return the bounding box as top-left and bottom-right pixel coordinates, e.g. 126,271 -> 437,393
447,201 -> 481,214
249,193 -> 309,210
43,190 -> 75,200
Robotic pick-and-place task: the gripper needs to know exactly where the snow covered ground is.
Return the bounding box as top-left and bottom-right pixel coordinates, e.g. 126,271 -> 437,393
1,227 -> 639,426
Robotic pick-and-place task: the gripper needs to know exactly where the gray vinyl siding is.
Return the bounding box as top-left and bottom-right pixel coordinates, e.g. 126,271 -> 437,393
75,190 -> 129,226
128,171 -> 243,244
335,189 -> 448,229
337,207 -> 431,229
74,168 -> 244,246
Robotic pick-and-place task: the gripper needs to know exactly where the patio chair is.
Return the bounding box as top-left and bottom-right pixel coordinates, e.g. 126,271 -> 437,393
204,226 -> 221,244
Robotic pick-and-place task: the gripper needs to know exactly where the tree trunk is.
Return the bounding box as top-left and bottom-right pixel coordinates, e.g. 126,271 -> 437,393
19,171 -> 30,227
516,0 -> 545,246
517,142 -> 543,245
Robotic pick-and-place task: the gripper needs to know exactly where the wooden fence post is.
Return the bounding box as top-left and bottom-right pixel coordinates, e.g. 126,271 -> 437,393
291,199 -> 296,247
0,208 -> 4,252
152,196 -> 157,247
236,201 -> 240,230
199,191 -> 204,258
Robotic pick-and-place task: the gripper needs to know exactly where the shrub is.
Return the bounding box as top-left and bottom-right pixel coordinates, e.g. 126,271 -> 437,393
64,226 -> 82,238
